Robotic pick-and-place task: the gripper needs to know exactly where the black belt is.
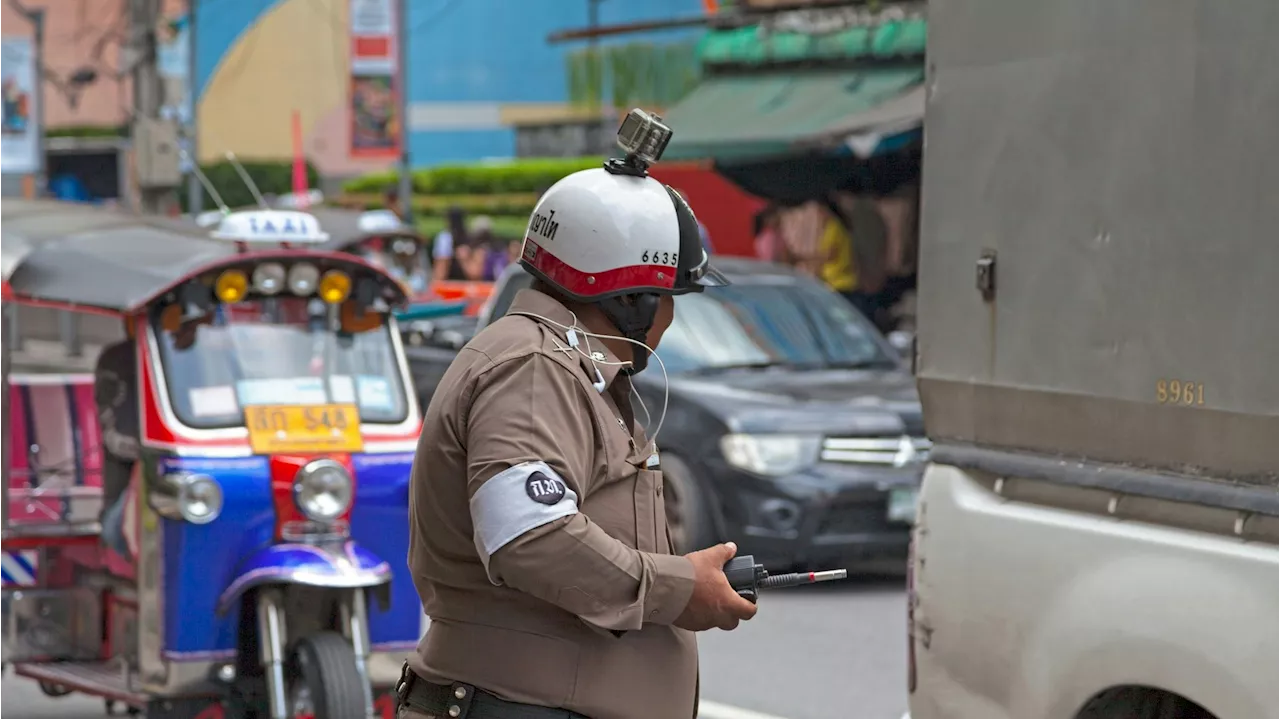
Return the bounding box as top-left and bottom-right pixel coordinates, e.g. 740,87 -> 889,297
397,663 -> 590,719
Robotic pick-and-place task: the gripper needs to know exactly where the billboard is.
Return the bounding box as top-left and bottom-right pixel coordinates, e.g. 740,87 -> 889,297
1,37 -> 38,175
348,0 -> 400,158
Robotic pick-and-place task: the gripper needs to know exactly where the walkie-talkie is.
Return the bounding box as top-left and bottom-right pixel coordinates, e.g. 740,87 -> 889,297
723,555 -> 849,604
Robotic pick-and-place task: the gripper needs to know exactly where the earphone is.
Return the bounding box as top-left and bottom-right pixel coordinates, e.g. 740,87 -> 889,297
509,310 -> 670,449
564,328 -> 608,393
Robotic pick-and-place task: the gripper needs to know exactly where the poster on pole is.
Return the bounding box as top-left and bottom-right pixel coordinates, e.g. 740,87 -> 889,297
349,0 -> 400,158
1,37 -> 39,175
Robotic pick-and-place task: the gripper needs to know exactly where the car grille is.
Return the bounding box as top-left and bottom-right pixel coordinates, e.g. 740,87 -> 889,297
820,436 -> 932,466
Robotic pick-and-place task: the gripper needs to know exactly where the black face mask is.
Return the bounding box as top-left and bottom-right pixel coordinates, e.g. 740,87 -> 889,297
598,292 -> 660,375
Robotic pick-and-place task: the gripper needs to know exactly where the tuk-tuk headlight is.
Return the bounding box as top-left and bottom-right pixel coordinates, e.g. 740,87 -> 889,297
252,263 -> 286,295
151,473 -> 223,524
180,475 -> 224,524
293,459 -> 353,522
288,263 -> 320,295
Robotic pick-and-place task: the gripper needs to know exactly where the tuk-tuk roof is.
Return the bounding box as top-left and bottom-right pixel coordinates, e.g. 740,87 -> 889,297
1,200 -> 409,313
3,200 -> 238,312
302,207 -> 425,252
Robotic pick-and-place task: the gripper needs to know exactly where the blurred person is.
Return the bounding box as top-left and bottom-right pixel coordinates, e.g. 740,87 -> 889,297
432,206 -> 469,283
450,215 -> 491,282
830,192 -> 890,330
752,204 -> 785,263
477,217 -> 521,281
95,330 -> 139,558
384,186 -> 402,220
98,318 -> 203,559
815,202 -> 879,321
777,200 -> 828,276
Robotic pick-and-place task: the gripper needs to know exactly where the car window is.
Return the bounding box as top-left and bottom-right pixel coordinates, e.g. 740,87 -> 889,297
658,281 -> 896,374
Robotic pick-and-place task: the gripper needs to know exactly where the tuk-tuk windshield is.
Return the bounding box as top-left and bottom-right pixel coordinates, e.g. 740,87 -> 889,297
153,297 -> 409,430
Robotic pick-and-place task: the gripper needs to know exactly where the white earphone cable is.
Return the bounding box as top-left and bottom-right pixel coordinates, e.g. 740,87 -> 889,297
508,310 -> 670,450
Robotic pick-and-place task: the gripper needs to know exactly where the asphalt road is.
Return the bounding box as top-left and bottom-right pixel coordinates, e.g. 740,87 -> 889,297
1,579 -> 908,719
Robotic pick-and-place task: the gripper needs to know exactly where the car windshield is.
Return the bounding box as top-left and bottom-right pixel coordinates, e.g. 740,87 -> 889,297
659,281 -> 896,374
154,297 -> 409,429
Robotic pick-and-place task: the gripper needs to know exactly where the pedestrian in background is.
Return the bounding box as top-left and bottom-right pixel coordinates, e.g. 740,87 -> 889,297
432,206 -> 469,283
753,204 -> 786,264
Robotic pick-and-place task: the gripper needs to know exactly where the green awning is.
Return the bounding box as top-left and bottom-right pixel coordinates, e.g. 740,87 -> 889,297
662,67 -> 925,162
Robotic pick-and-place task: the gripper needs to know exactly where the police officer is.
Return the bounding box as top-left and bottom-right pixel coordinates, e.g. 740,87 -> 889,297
400,120 -> 757,719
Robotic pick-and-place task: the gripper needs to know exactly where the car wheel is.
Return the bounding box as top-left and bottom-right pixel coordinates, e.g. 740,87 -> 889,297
660,453 -> 715,554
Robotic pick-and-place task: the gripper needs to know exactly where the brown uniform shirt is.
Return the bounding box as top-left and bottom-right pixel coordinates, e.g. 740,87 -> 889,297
407,288 -> 698,719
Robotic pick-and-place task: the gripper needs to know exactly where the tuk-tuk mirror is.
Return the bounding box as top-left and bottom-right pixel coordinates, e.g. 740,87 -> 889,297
340,300 -> 384,334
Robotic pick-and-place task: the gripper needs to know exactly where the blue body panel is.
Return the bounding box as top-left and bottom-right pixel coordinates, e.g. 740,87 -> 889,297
159,451 -> 418,658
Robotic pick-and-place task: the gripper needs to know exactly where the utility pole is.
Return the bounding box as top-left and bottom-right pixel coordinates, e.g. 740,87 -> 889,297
588,0 -> 602,108
129,0 -> 168,214
395,0 -> 412,224
185,0 -> 202,214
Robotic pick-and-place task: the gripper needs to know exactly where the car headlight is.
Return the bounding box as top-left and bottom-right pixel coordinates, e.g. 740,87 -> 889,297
720,434 -> 822,476
293,459 -> 353,522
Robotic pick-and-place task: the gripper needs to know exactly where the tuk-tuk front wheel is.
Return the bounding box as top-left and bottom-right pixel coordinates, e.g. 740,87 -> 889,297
287,632 -> 366,719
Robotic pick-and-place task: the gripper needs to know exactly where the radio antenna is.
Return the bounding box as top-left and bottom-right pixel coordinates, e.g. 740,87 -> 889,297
225,151 -> 269,209
180,149 -> 230,215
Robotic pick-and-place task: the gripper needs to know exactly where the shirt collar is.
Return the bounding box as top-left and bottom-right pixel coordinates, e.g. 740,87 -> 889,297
507,288 -> 629,390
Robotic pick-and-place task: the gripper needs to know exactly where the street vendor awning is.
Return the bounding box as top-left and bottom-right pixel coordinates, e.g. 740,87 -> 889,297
662,67 -> 925,162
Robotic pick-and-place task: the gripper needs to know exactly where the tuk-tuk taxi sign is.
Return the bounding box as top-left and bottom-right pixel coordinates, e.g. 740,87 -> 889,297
245,404 -> 364,455
357,209 -> 410,234
210,210 -> 330,244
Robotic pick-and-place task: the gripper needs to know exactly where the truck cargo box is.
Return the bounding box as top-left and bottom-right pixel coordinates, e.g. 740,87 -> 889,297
916,0 -> 1277,485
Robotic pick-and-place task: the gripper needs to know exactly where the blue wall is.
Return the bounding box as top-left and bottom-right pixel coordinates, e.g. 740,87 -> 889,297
196,0 -> 704,166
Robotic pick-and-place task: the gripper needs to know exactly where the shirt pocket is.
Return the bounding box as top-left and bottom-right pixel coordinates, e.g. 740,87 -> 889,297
633,468 -> 664,554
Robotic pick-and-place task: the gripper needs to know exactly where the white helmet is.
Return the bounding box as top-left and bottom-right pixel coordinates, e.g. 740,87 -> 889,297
518,111 -> 729,372
520,167 -> 727,303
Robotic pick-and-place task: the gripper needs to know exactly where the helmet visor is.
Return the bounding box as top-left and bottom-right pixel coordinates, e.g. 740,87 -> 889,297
688,249 -> 729,289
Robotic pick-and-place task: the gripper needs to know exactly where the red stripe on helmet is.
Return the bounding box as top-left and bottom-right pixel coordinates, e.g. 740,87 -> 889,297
527,240 -> 677,297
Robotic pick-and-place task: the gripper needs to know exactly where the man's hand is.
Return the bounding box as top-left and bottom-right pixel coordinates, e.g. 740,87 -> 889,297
673,542 -> 759,632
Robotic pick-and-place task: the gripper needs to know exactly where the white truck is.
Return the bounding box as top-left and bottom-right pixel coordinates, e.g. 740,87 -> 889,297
906,0 -> 1277,718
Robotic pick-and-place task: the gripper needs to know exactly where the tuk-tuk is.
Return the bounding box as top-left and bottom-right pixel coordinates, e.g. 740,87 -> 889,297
1,199 -> 423,718
307,207 -> 495,316
307,208 -> 432,297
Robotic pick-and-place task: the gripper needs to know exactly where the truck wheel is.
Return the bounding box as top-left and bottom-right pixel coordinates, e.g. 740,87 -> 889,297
287,632 -> 367,719
1077,687 -> 1214,719
661,454 -> 715,554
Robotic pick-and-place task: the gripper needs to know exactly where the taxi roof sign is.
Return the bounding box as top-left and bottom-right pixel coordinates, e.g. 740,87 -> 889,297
357,209 -> 411,234
210,209 -> 330,243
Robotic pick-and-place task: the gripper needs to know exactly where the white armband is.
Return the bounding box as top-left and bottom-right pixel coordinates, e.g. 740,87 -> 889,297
470,461 -> 578,583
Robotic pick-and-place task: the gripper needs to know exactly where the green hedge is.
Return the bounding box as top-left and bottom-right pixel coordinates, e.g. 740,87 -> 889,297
416,215 -> 529,241
342,156 -> 606,196
180,160 -> 320,212
333,192 -> 536,218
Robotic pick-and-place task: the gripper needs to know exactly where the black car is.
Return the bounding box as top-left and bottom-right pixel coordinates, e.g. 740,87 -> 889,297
406,258 -> 927,572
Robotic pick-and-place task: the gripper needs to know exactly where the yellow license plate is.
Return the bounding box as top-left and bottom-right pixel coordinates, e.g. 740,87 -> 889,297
244,404 -> 364,455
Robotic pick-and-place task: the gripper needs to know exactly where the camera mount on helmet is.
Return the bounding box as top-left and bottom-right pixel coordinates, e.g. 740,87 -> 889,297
604,109 -> 673,178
